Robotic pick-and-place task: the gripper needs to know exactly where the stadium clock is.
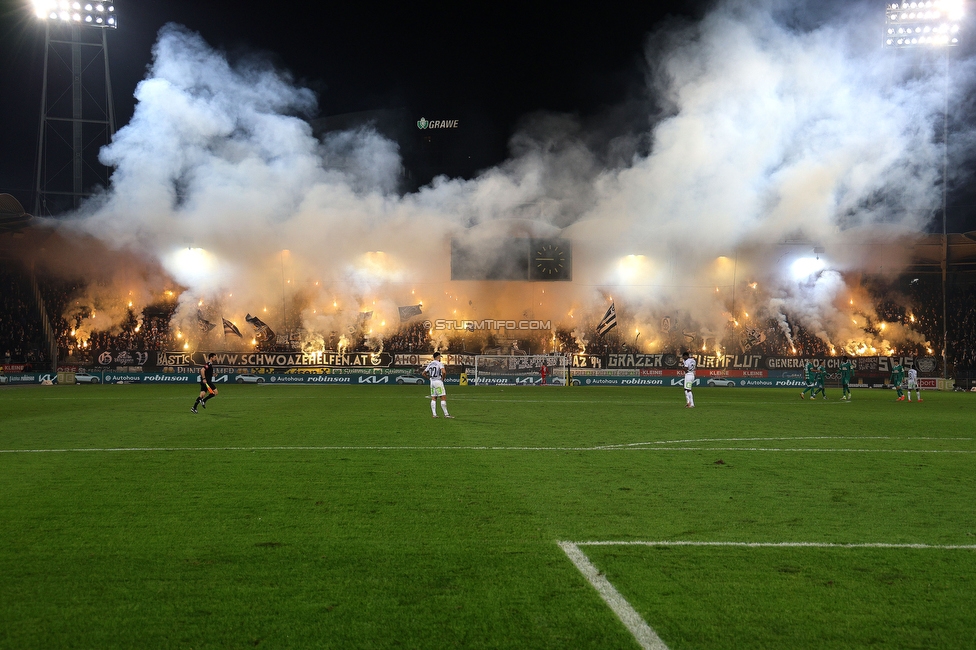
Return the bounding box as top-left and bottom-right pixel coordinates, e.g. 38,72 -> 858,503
531,241 -> 570,280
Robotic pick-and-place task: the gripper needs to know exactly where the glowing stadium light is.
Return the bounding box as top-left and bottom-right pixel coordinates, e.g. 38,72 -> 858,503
165,247 -> 219,287
32,0 -> 116,28
884,0 -> 961,46
790,257 -> 826,280
615,254 -> 653,285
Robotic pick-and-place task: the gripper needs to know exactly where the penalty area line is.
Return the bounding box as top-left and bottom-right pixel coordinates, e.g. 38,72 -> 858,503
560,538 -> 976,650
592,435 -> 976,450
573,540 -> 976,550
558,541 -> 669,650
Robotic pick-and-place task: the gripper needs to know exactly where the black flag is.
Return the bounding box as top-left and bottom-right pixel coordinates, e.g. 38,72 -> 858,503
246,313 -> 276,342
222,318 -> 243,338
197,310 -> 216,333
596,303 -> 617,337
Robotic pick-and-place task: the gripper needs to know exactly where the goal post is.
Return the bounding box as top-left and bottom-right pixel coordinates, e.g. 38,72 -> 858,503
471,355 -> 569,386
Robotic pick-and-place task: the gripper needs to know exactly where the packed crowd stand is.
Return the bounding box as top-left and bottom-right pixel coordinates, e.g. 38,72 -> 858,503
0,264 -> 46,367
1,265 -> 975,373
947,285 -> 976,371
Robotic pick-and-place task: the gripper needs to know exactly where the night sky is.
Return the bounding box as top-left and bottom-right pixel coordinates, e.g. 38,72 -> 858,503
1,0 -> 975,230
0,2 -> 708,203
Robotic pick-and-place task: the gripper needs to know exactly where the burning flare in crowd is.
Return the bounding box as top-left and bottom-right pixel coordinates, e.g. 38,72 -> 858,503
15,0 -> 975,359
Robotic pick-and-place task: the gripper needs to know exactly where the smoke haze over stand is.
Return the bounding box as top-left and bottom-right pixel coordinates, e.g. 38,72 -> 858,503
20,1 -> 976,356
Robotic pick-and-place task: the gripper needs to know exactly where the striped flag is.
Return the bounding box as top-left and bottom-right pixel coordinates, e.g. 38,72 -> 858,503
222,318 -> 243,338
596,302 -> 617,337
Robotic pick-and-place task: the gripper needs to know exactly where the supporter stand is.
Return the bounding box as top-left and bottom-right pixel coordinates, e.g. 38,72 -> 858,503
0,262 -> 47,370
1,261 -> 973,384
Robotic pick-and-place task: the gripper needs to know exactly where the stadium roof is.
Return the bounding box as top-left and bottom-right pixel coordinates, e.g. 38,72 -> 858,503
907,232 -> 976,272
0,194 -> 32,234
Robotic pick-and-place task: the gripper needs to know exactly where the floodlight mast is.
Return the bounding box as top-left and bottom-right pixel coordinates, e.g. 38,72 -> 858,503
883,1 -> 961,381
32,1 -> 117,217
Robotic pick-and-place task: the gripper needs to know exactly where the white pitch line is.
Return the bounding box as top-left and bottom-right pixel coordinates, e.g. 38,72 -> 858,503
590,444 -> 976,454
592,435 -> 976,450
0,445 -> 636,453
2,445 -> 976,455
560,539 -> 976,649
573,540 -> 976,550
558,542 -> 669,650
654,435 -> 974,444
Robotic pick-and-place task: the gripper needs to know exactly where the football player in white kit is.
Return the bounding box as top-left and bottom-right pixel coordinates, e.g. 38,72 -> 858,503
906,366 -> 923,402
422,351 -> 453,418
681,351 -> 696,408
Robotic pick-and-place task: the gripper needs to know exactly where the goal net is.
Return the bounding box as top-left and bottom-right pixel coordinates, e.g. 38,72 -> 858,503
470,355 -> 569,386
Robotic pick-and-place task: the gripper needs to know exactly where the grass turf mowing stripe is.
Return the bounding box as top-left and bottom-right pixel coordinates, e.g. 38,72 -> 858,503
559,542 -> 669,650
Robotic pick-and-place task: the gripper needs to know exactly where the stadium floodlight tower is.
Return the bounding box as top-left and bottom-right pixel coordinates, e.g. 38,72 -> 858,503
884,0 -> 962,47
884,0 -> 963,381
31,0 -> 118,217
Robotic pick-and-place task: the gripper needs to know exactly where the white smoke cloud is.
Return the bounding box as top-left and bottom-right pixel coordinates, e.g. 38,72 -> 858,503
46,2 -> 976,354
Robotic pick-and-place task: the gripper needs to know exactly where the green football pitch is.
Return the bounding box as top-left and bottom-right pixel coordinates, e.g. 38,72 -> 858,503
1,384 -> 974,649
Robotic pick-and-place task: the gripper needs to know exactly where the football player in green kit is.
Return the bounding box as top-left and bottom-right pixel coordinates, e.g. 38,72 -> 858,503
890,361 -> 906,401
800,360 -> 818,399
839,355 -> 855,401
814,363 -> 828,400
